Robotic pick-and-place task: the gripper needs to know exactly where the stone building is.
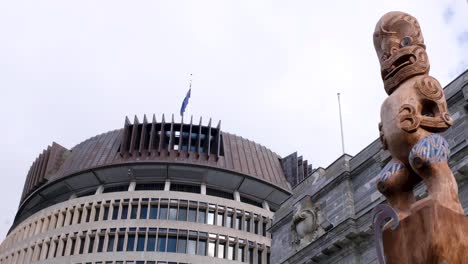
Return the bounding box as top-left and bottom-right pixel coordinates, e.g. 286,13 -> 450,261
0,69 -> 467,264
271,70 -> 468,264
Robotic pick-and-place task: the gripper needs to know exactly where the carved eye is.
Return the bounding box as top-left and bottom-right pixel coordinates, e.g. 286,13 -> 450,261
400,36 -> 412,47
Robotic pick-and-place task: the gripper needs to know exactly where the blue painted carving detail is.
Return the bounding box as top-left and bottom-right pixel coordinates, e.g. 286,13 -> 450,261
379,159 -> 405,182
409,134 -> 450,167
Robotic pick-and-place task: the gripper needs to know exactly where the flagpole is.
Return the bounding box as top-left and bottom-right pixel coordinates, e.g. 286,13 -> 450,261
337,93 -> 345,155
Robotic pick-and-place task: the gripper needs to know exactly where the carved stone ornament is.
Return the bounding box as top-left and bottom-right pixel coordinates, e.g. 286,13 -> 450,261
373,11 -> 468,264
291,195 -> 332,250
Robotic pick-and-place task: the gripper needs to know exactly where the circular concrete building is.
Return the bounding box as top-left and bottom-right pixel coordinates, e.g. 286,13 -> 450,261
0,115 -> 292,264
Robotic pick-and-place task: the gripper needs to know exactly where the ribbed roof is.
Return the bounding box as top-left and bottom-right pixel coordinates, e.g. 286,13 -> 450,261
20,115 -> 291,203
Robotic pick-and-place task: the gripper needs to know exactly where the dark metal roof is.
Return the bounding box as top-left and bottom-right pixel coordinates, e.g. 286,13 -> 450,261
20,115 -> 291,204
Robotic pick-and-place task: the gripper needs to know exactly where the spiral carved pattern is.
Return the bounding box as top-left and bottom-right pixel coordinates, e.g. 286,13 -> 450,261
415,76 -> 444,101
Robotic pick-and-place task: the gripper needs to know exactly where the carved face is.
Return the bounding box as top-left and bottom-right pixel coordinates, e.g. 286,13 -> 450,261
373,11 -> 429,95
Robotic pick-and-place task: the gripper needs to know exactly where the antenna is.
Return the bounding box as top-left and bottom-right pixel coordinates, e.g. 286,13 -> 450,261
337,93 -> 346,155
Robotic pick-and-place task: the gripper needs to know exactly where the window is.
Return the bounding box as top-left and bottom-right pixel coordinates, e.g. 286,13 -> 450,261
198,209 -> 206,223
167,236 -> 177,252
149,205 -> 158,219
236,216 -> 242,230
207,211 -> 215,225
97,236 -> 104,252
147,234 -> 156,251
130,205 -> 138,219
117,235 -> 125,251
238,247 -> 245,262
227,215 -> 233,228
258,250 -> 263,264
262,221 -> 267,236
245,218 -> 251,232
112,205 -> 119,220
198,239 -> 207,256
135,183 -> 164,191
159,205 -> 168,220
127,234 -> 135,251
208,241 -> 216,257
94,208 -> 101,222
206,188 -> 233,200
170,184 -> 201,193
187,238 -> 196,254
177,237 -> 187,253
249,248 -> 254,264
254,220 -> 259,234
178,207 -> 187,221
103,207 -> 109,221
168,206 -> 177,220
217,212 -> 224,226
121,205 -> 128,220
136,235 -> 145,251
88,236 -> 95,253
157,235 -> 167,252
228,245 -> 234,260
218,243 -> 225,259
107,235 -> 115,252
140,205 -> 148,219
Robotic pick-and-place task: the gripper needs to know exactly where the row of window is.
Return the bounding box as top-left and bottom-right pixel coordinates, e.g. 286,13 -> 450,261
1,198 -> 271,253
0,228 -> 270,264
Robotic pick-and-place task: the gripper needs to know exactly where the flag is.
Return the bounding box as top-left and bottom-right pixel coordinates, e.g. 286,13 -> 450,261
180,88 -> 191,116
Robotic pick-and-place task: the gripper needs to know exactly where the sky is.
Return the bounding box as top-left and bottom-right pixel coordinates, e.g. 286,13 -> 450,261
0,0 -> 467,239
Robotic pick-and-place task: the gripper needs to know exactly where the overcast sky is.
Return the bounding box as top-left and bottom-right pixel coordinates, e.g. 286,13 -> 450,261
0,0 -> 467,239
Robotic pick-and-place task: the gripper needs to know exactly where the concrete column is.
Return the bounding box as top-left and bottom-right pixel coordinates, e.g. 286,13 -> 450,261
56,235 -> 65,257
82,232 -> 90,254
98,203 -> 105,221
89,204 -> 97,223
164,179 -> 171,191
56,211 -> 65,229
28,222 -> 36,237
200,183 -> 207,195
10,252 -> 17,264
22,226 -> 29,240
47,238 -> 57,259
234,191 -> 241,202
262,201 -> 270,211
34,220 -> 42,236
95,185 -> 104,195
64,235 -> 73,256
49,212 -> 58,231
16,249 -> 25,264
64,208 -> 72,227
128,181 -> 136,192
81,205 -> 89,223
41,216 -> 50,233
39,239 -> 49,260
71,206 -> 80,225
31,242 -> 41,262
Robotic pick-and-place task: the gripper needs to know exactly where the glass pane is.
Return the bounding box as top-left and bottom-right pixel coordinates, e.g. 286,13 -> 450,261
188,208 -> 197,222
149,205 -> 158,219
218,243 -> 225,259
177,237 -> 187,253
178,208 -> 187,221
107,236 -> 115,252
258,250 -> 263,264
208,241 -> 216,257
236,216 -> 242,230
137,235 -> 145,251
94,208 -> 101,222
197,239 -> 206,256
112,206 -> 119,220
88,236 -> 95,253
207,211 -> 215,225
103,207 -> 109,221
140,205 -> 148,219
168,207 -> 177,220
117,235 -> 125,251
197,209 -> 206,223
262,222 -> 267,236
187,239 -> 196,255
254,220 -> 259,234
157,236 -> 167,252
167,236 -> 177,252
228,245 -> 234,260
127,234 -> 135,251
249,248 -> 254,264
238,247 -> 244,262
227,215 -> 233,228
97,236 -> 104,252
245,219 -> 251,232
217,213 -> 224,226
159,207 -> 168,220
130,205 -> 138,219
121,205 -> 128,220
147,234 -> 156,251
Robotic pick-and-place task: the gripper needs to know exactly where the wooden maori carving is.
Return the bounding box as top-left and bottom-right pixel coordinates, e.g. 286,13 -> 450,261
374,11 -> 462,217
373,11 -> 468,264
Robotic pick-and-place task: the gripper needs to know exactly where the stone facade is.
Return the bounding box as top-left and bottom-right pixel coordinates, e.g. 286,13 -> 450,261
270,70 -> 468,264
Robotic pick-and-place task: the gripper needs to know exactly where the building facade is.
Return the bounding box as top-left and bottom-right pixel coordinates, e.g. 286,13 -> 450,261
270,70 -> 468,264
0,69 -> 467,264
0,115 -> 292,264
